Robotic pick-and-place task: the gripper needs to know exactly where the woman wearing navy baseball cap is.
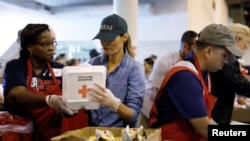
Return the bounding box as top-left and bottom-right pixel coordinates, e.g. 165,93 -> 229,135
87,14 -> 145,127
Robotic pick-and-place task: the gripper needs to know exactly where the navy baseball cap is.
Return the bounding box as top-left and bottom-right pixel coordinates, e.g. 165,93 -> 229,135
93,14 -> 128,42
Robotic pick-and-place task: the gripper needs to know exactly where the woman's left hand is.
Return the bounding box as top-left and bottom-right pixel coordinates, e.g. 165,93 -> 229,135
87,83 -> 121,111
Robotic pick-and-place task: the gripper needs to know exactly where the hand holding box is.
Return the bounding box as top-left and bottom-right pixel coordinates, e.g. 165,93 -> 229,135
87,83 -> 121,111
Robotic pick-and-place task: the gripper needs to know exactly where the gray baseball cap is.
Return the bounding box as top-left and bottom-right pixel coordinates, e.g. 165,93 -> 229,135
197,23 -> 244,57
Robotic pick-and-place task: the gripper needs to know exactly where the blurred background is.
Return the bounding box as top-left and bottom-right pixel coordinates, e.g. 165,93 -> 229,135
0,0 -> 250,68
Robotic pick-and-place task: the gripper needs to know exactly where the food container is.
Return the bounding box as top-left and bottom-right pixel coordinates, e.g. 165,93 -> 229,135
51,126 -> 162,141
62,64 -> 106,110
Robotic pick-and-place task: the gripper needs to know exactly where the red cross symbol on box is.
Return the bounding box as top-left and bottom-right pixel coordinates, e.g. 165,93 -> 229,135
78,85 -> 87,98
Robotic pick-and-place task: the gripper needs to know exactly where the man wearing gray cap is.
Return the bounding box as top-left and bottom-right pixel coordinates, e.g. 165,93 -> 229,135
148,23 -> 241,141
211,23 -> 250,125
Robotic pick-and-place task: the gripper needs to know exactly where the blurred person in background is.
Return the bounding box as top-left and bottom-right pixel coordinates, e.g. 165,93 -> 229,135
143,57 -> 154,81
2,23 -> 74,141
54,55 -> 65,65
211,23 -> 250,125
65,58 -> 80,66
150,54 -> 157,63
89,48 -> 101,59
55,53 -> 67,65
87,14 -> 145,127
0,29 -> 22,82
151,30 -> 198,93
0,29 -> 22,110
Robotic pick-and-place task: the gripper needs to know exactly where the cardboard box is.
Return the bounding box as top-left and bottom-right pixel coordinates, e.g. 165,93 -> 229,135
51,127 -> 161,141
62,65 -> 106,110
231,107 -> 250,123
